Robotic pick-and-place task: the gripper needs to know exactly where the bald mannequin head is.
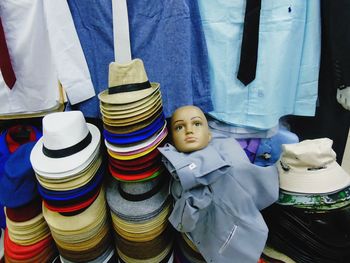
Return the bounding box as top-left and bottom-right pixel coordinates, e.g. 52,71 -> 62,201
170,105 -> 212,153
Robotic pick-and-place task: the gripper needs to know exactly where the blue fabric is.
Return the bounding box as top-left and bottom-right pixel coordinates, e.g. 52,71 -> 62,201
0,206 -> 5,229
198,0 -> 321,129
254,128 -> 299,167
67,0 -> 212,118
0,142 -> 39,208
38,163 -> 105,202
104,114 -> 165,144
0,126 -> 42,228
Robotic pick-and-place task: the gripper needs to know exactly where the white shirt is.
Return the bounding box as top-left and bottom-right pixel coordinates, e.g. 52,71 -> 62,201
0,0 -> 95,115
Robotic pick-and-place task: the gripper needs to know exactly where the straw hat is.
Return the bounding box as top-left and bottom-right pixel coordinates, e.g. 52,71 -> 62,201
98,59 -> 160,104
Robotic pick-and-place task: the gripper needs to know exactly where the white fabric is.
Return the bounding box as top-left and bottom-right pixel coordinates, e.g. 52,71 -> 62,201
337,87 -> 350,111
112,0 -> 132,63
0,0 -> 95,114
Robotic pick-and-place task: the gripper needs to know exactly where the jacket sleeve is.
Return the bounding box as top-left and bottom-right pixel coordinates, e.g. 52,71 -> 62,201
43,0 -> 95,105
168,186 -> 212,232
158,143 -> 229,191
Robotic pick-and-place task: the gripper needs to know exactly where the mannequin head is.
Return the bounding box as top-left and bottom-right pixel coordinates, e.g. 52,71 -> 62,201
170,105 -> 211,153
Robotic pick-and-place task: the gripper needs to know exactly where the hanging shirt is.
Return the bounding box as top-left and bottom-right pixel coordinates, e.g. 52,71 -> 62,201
198,0 -> 321,130
67,0 -> 213,118
0,0 -> 95,115
158,132 -> 279,263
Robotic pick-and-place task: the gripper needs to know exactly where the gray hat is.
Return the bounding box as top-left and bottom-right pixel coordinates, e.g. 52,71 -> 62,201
106,176 -> 170,221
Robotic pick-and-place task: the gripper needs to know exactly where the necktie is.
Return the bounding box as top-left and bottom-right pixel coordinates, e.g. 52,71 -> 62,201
237,0 -> 262,86
0,17 -> 16,89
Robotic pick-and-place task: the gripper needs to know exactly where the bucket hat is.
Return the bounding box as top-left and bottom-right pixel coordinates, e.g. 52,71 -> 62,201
278,138 -> 350,194
98,59 -> 160,105
30,111 -> 100,175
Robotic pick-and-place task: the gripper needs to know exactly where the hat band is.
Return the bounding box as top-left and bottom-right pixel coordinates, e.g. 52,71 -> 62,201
119,176 -> 164,202
42,132 -> 92,158
108,81 -> 151,94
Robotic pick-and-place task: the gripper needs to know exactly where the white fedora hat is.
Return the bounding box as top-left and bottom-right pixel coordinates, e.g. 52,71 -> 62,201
30,111 -> 100,175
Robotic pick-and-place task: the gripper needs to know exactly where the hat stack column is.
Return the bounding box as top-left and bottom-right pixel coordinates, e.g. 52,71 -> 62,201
0,142 -> 57,262
30,111 -> 116,262
98,59 -> 174,262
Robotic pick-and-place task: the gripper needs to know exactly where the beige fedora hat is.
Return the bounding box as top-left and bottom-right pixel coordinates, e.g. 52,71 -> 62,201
98,59 -> 160,104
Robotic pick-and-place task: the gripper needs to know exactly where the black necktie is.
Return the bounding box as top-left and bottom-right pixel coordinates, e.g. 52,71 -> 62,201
237,0 -> 262,86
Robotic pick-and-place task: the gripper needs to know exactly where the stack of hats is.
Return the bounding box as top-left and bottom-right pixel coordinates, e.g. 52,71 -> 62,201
174,233 -> 206,263
0,124 -> 42,231
30,111 -> 116,262
263,138 -> 350,263
99,59 -> 173,262
0,142 -> 57,262
98,59 -> 168,183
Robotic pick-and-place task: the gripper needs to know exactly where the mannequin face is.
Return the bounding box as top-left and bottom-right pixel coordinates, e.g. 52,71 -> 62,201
171,106 -> 211,153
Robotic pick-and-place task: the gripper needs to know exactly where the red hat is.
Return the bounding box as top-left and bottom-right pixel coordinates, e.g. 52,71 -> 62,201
4,229 -> 53,259
5,197 -> 42,222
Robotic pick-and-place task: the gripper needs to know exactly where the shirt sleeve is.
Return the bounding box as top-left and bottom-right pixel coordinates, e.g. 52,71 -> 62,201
168,186 -> 212,232
43,0 -> 95,105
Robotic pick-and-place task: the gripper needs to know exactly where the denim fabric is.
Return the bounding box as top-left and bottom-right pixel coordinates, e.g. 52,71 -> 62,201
198,0 -> 321,129
67,0 -> 212,118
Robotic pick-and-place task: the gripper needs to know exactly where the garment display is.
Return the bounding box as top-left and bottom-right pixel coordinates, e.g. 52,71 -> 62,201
0,0 -> 95,115
1,1 -> 350,262
67,0 -> 212,118
198,0 -> 321,130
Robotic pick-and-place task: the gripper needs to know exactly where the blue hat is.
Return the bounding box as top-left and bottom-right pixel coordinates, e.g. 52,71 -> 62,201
37,163 -> 106,202
103,114 -> 165,145
254,128 -> 299,167
0,142 -> 39,208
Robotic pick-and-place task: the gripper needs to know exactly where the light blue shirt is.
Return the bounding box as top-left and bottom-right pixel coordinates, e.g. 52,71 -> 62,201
198,0 -> 321,130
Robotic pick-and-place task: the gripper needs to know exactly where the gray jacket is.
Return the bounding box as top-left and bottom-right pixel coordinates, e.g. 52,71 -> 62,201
158,134 -> 279,263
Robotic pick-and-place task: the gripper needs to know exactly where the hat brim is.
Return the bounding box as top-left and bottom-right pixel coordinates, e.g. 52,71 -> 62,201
278,161 -> 350,194
100,91 -> 161,115
105,123 -> 167,153
98,83 -> 160,104
30,123 -> 100,176
106,178 -> 169,220
103,110 -> 162,134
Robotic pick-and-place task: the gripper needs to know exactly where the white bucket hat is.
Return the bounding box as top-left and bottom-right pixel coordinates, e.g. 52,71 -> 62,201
278,138 -> 350,194
30,111 -> 100,175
